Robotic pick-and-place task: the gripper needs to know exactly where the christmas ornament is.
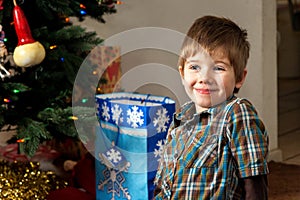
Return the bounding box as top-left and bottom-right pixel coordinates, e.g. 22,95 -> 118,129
0,0 -> 3,10
0,160 -> 68,199
12,0 -> 46,67
0,24 -> 11,79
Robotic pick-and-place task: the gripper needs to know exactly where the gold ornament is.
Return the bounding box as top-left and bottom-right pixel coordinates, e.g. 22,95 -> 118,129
0,160 -> 68,199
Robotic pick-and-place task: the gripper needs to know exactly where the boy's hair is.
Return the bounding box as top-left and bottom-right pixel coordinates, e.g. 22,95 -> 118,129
178,15 -> 250,93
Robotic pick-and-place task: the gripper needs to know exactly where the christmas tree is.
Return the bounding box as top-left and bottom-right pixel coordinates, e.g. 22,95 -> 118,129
0,0 -> 119,157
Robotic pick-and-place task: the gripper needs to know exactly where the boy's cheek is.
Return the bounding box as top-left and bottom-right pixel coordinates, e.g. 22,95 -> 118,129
181,78 -> 185,86
181,78 -> 193,88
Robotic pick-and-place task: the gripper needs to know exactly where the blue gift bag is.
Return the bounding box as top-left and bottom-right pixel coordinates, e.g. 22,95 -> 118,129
95,92 -> 175,200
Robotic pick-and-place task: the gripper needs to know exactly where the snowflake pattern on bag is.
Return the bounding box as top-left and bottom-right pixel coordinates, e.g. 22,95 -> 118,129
102,102 -> 110,121
101,104 -> 171,131
154,139 -> 167,163
112,104 -> 123,125
126,106 -> 144,128
153,108 -> 170,133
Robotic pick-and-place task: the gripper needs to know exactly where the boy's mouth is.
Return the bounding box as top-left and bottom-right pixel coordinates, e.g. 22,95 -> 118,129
195,88 -> 216,94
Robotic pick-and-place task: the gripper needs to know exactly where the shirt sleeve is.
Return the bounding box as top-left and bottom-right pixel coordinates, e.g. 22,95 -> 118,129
227,99 -> 269,178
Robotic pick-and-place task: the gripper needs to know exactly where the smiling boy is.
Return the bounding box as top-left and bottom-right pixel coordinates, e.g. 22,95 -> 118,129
153,16 -> 269,199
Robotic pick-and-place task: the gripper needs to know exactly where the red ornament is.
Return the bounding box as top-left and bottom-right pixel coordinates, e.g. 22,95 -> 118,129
13,5 -> 35,46
0,0 -> 3,10
12,0 -> 45,67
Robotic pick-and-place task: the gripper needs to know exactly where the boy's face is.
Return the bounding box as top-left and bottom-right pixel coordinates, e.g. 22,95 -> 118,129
179,49 -> 247,113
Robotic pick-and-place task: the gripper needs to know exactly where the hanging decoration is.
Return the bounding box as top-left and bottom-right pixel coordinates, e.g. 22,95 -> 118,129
12,0 -> 46,67
0,0 -> 4,10
0,24 -> 11,79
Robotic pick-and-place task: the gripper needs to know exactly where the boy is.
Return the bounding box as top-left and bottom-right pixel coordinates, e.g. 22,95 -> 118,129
153,16 -> 269,199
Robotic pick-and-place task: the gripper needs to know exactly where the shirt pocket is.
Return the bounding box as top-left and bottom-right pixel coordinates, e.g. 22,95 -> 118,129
183,133 -> 219,168
173,167 -> 217,199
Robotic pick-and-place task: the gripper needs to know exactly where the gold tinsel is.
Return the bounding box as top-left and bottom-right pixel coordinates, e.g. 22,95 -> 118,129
0,160 -> 68,200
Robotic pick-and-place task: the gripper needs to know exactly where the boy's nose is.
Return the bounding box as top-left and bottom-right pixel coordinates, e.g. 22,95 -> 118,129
197,69 -> 214,84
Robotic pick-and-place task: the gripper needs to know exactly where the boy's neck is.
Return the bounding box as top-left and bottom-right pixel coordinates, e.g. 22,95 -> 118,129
195,94 -> 235,113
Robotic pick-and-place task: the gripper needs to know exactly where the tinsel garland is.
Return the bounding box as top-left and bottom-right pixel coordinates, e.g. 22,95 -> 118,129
0,160 -> 68,199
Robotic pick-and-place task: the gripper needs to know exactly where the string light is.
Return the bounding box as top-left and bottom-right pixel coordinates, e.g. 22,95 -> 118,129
68,116 -> 78,120
80,4 -> 87,15
17,137 -> 30,143
65,17 -> 70,23
80,4 -> 86,9
116,1 -> 123,5
80,10 -> 87,15
81,98 -> 88,103
3,98 -> 10,103
17,139 -> 24,142
13,89 -> 20,93
49,45 -> 57,50
92,70 -> 97,75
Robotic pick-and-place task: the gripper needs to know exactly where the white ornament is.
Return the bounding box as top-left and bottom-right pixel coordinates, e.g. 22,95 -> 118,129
153,108 -> 170,133
13,41 -> 45,67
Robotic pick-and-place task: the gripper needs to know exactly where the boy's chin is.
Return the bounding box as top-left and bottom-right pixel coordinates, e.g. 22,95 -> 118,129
194,98 -> 227,111
194,100 -> 212,112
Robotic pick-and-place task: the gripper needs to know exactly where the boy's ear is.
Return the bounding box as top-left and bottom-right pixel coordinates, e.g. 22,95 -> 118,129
178,65 -> 184,77
235,68 -> 248,89
178,66 -> 185,85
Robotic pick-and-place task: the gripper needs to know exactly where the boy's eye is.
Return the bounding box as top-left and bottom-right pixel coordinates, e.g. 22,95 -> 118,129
190,65 -> 200,71
213,65 -> 225,71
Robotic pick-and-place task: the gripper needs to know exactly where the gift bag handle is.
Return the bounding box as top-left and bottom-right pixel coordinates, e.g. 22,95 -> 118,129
140,94 -> 151,105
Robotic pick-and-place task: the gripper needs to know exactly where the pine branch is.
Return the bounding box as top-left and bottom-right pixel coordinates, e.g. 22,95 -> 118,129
18,118 -> 52,157
37,107 -> 77,137
72,106 -> 98,144
2,82 -> 30,93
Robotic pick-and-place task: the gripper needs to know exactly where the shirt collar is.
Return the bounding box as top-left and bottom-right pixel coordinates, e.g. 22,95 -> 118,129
174,95 -> 237,122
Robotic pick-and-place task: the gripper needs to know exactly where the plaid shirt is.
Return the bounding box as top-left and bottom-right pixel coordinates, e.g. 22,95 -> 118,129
153,96 -> 269,199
